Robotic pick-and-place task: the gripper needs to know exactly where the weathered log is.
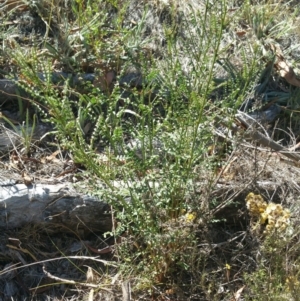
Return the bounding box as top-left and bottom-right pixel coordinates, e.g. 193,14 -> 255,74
0,123 -> 52,153
0,70 -> 168,104
0,70 -> 145,104
0,73 -> 97,103
0,182 -> 112,232
0,79 -> 28,102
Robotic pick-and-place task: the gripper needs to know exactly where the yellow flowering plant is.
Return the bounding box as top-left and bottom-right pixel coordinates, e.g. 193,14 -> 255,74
246,193 -> 290,235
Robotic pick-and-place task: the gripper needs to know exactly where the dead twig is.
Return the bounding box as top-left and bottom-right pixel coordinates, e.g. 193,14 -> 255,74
236,111 -> 300,164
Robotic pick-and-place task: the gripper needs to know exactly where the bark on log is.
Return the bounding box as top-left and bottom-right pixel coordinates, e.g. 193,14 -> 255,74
0,71 -> 144,104
0,70 -> 165,104
0,182 -> 112,232
0,73 -> 97,103
0,79 -> 27,102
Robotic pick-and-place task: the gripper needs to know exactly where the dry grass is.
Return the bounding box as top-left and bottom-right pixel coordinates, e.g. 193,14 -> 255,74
1,0 -> 300,300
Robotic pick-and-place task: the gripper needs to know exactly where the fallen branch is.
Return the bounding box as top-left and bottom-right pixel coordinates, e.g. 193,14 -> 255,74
0,182 -> 113,231
236,111 -> 300,164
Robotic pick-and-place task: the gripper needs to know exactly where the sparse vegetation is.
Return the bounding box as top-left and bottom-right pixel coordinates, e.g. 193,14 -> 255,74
1,0 -> 300,300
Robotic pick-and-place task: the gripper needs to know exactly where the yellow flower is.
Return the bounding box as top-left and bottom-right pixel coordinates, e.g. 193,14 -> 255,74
246,193 -> 267,217
246,193 -> 291,235
260,212 -> 268,224
283,209 -> 291,219
225,263 -> 231,270
185,212 -> 196,223
286,276 -> 299,291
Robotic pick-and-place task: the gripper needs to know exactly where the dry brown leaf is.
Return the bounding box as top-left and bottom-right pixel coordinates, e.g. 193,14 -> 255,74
86,266 -> 95,283
55,166 -> 76,178
9,152 -> 20,170
45,150 -> 61,163
93,70 -> 116,91
85,266 -> 101,284
233,285 -> 245,301
276,60 -> 300,87
165,288 -> 177,295
270,43 -> 300,87
236,30 -> 247,37
22,171 -> 33,185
